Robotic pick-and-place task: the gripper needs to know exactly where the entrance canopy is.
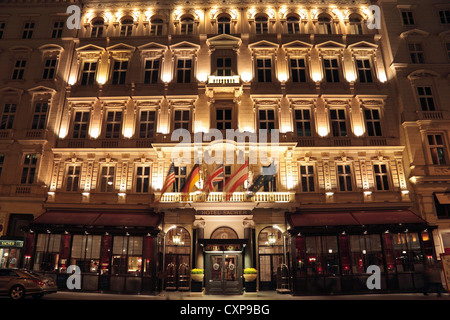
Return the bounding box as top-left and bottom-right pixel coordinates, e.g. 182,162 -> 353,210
287,209 -> 430,234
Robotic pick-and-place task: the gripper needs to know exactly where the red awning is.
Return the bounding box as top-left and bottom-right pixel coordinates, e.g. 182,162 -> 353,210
32,210 -> 160,228
350,210 -> 426,225
288,211 -> 360,227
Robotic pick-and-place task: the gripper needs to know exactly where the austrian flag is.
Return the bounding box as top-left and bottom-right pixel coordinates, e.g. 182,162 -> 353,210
223,161 -> 249,201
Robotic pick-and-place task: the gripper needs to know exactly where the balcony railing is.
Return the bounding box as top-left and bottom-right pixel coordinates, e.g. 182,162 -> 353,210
207,75 -> 240,85
158,191 -> 295,203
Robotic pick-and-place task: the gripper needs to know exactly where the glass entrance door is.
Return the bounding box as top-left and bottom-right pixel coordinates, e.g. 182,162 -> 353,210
205,252 -> 242,295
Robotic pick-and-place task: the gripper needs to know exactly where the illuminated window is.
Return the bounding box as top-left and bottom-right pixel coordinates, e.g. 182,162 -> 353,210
349,16 -> 363,35
65,164 -> 81,192
317,16 -> 332,34
428,134 -> 447,165
100,165 -> 115,192
173,165 -> 187,192
70,235 -> 101,273
21,154 -> 38,184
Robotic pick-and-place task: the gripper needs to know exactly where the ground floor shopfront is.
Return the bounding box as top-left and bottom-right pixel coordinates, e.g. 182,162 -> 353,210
22,206 -> 441,295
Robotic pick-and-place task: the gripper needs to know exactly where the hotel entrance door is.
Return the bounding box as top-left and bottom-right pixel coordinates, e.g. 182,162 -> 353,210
205,252 -> 242,295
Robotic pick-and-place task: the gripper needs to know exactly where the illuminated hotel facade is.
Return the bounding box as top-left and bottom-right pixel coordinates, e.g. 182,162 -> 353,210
0,0 -> 445,295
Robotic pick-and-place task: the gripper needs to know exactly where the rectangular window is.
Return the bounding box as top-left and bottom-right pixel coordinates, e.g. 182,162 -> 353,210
100,166 -> 115,192
136,166 -> 151,193
91,21 -> 103,38
294,109 -> 311,137
401,11 -> 415,25
216,58 -> 232,76
81,61 -> 97,85
22,22 -> 34,39
263,174 -> 276,192
42,59 -> 57,79
364,109 -> 382,137
111,236 -> 143,275
72,111 -> 90,139
144,59 -> 160,84
174,166 -> 186,192
176,58 -> 192,83
0,154 -> 4,178
255,19 -> 268,34
216,108 -> 232,130
446,43 -> 450,60
428,134 -> 447,165
12,60 -> 26,80
330,109 -> 347,137
259,109 -> 275,133
408,43 -> 424,64
32,102 -> 49,130
70,235 -> 101,273
51,21 -> 64,38
181,20 -> 194,35
66,165 -> 81,192
120,21 -> 133,37
337,164 -> 353,192
21,154 -> 38,184
139,110 -> 156,139
417,87 -> 435,111
174,109 -> 190,130
0,22 -> 5,39
373,164 -> 390,191
0,103 -> 16,130
300,165 -> 315,192
323,58 -> 340,83
290,58 -> 307,83
33,234 -> 61,272
439,10 -> 450,24
112,60 -> 128,85
356,59 -> 373,83
150,20 -> 163,36
256,58 -> 272,82
105,110 -> 122,139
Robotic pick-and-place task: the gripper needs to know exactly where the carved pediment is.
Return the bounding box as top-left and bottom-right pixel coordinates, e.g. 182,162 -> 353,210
316,40 -> 346,51
249,40 -> 279,51
207,34 -> 242,50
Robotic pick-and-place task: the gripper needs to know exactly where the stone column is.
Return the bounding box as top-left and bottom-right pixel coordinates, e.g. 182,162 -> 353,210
243,218 -> 255,269
193,218 -> 205,269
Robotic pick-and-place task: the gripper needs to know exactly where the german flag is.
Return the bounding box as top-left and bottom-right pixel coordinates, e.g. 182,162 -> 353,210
181,164 -> 200,196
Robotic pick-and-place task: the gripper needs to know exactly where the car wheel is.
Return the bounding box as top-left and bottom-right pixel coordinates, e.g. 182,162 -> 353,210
10,285 -> 25,300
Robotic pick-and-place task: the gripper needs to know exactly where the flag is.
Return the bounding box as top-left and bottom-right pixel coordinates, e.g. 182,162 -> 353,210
203,164 -> 224,193
247,163 -> 276,198
224,161 -> 249,201
181,164 -> 200,195
156,162 -> 175,203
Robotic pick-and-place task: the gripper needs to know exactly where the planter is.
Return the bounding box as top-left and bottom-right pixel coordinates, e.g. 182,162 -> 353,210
191,274 -> 204,282
243,274 -> 257,282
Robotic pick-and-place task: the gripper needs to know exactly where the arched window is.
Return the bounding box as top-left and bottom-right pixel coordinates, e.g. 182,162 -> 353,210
258,227 -> 284,290
255,15 -> 268,34
181,16 -> 194,35
287,15 -> 300,34
91,18 -> 104,38
150,18 -> 163,36
318,15 -> 332,34
120,18 -> 133,37
218,16 -> 231,34
165,227 -> 191,290
210,227 -> 238,239
349,15 -> 363,35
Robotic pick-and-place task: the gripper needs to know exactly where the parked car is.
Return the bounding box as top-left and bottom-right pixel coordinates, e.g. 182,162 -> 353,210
0,268 -> 57,299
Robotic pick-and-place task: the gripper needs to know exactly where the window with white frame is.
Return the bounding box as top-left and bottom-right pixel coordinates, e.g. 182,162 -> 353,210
417,87 -> 436,111
22,21 -> 34,39
287,16 -> 300,34
216,108 -> 232,130
356,58 -> 373,83
138,110 -> 156,138
100,165 -> 115,192
317,16 -> 332,34
294,109 -> 312,137
349,16 -> 363,35
144,59 -> 160,84
373,163 -> 390,191
31,102 -> 49,130
135,166 -> 151,193
401,11 -> 415,25
299,164 -> 315,192
51,21 -> 64,38
256,58 -> 272,82
173,109 -> 190,130
330,109 -> 348,137
65,164 -> 81,192
176,58 -> 192,83
255,15 -> 268,34
439,10 -> 450,24
364,108 -> 382,137
72,110 -> 90,139
180,17 -> 194,35
12,60 -> 26,80
150,18 -> 163,36
0,103 -> 16,130
290,58 -> 307,83
105,110 -> 122,139
408,43 -> 424,64
91,19 -> 104,38
323,58 -> 340,83
120,18 -> 133,37
21,154 -> 38,184
258,109 -> 275,133
428,134 -> 447,165
80,61 -> 97,85
337,164 -> 353,192
218,16 -> 231,34
112,60 -> 128,85
42,58 -> 57,80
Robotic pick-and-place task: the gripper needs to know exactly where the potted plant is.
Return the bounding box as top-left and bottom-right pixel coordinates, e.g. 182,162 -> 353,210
191,268 -> 204,282
243,268 -> 258,282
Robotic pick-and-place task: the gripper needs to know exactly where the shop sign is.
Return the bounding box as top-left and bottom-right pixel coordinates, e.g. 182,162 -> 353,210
198,210 -> 251,215
0,240 -> 24,248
